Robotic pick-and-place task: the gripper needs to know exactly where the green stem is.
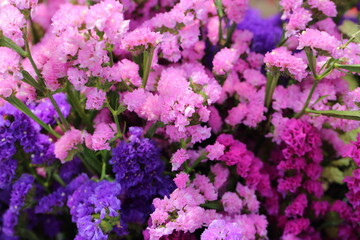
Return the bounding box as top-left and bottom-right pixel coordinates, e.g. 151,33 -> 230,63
53,173 -> 66,187
295,80 -> 319,119
5,95 -> 60,138
109,51 -> 114,67
225,22 -> 237,47
214,0 -> 224,45
141,48 -> 155,89
66,84 -> 93,131
106,101 -> 125,138
100,161 -> 106,180
48,93 -> 71,131
265,72 -> 280,109
24,28 -> 44,87
305,47 -> 318,80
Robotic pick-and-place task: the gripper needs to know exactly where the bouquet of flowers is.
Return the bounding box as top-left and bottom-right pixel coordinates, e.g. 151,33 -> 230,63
0,0 -> 360,239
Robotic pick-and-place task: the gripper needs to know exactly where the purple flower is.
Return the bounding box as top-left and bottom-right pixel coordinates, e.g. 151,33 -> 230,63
2,174 -> 34,237
238,8 -> 282,53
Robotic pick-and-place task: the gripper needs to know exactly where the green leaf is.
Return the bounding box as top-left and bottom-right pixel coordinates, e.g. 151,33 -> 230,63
322,167 -> 344,184
306,109 -> 360,121
310,95 -> 330,108
0,35 -> 28,57
21,70 -> 45,91
335,64 -> 360,73
339,20 -> 360,42
331,158 -> 351,167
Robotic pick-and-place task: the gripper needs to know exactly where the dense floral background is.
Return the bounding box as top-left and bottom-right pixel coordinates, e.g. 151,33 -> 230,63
0,0 -> 360,239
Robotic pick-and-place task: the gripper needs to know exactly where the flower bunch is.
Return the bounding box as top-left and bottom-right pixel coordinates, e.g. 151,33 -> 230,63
0,0 -> 360,239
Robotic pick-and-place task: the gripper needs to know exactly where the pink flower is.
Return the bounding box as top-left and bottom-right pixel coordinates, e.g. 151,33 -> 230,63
86,0 -> 129,44
122,28 -> 162,51
221,192 -> 243,214
174,172 -> 189,189
211,163 -> 230,190
0,75 -> 18,98
54,129 -> 84,162
348,87 -> 360,103
222,0 -> 248,23
286,8 -> 312,36
308,0 -> 337,17
312,201 -> 329,217
85,88 -> 106,110
264,47 -> 308,81
297,29 -> 341,57
9,0 -> 38,10
85,123 -> 116,151
67,68 -> 87,91
284,218 -> 310,236
208,106 -> 223,133
243,69 -> 266,86
206,142 -> 225,160
213,48 -> 239,75
284,193 -> 308,217
171,149 -> 189,171
0,4 -> 26,46
192,174 -> 218,201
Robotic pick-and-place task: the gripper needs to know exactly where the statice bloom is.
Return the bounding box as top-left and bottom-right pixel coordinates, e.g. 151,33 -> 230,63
85,123 -> 116,151
285,7 -> 312,36
85,88 -> 106,111
121,28 -> 162,51
35,173 -> 88,214
222,0 -> 248,23
206,142 -> 225,161
110,127 -> 168,196
31,93 -> 71,125
343,134 -> 360,166
284,218 -> 310,236
147,185 -> 216,239
348,87 -> 360,103
0,4 -> 26,46
297,29 -> 341,57
54,128 -> 84,162
213,48 -> 239,75
264,47 -> 308,81
123,64 -> 221,143
307,0 -> 337,17
9,0 -> 38,10
2,174 -> 34,237
85,0 -> 129,44
171,149 -> 189,171
67,178 -> 121,239
200,220 -> 242,240
216,134 -> 271,196
237,9 -> 282,53
0,104 -> 55,167
344,169 -> 360,208
0,159 -> 16,189
284,193 -> 308,217
174,172 -> 189,189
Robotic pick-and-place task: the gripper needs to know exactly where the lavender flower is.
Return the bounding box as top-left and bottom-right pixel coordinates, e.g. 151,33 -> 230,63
2,174 -> 34,237
238,8 -> 282,53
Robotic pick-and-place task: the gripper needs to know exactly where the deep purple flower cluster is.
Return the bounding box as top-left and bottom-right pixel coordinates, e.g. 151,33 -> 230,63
110,127 -> 174,234
31,93 -> 71,125
2,174 -> 34,237
110,127 -> 171,198
67,176 -> 121,240
35,173 -> 88,214
0,94 -> 70,188
238,8 -> 282,54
